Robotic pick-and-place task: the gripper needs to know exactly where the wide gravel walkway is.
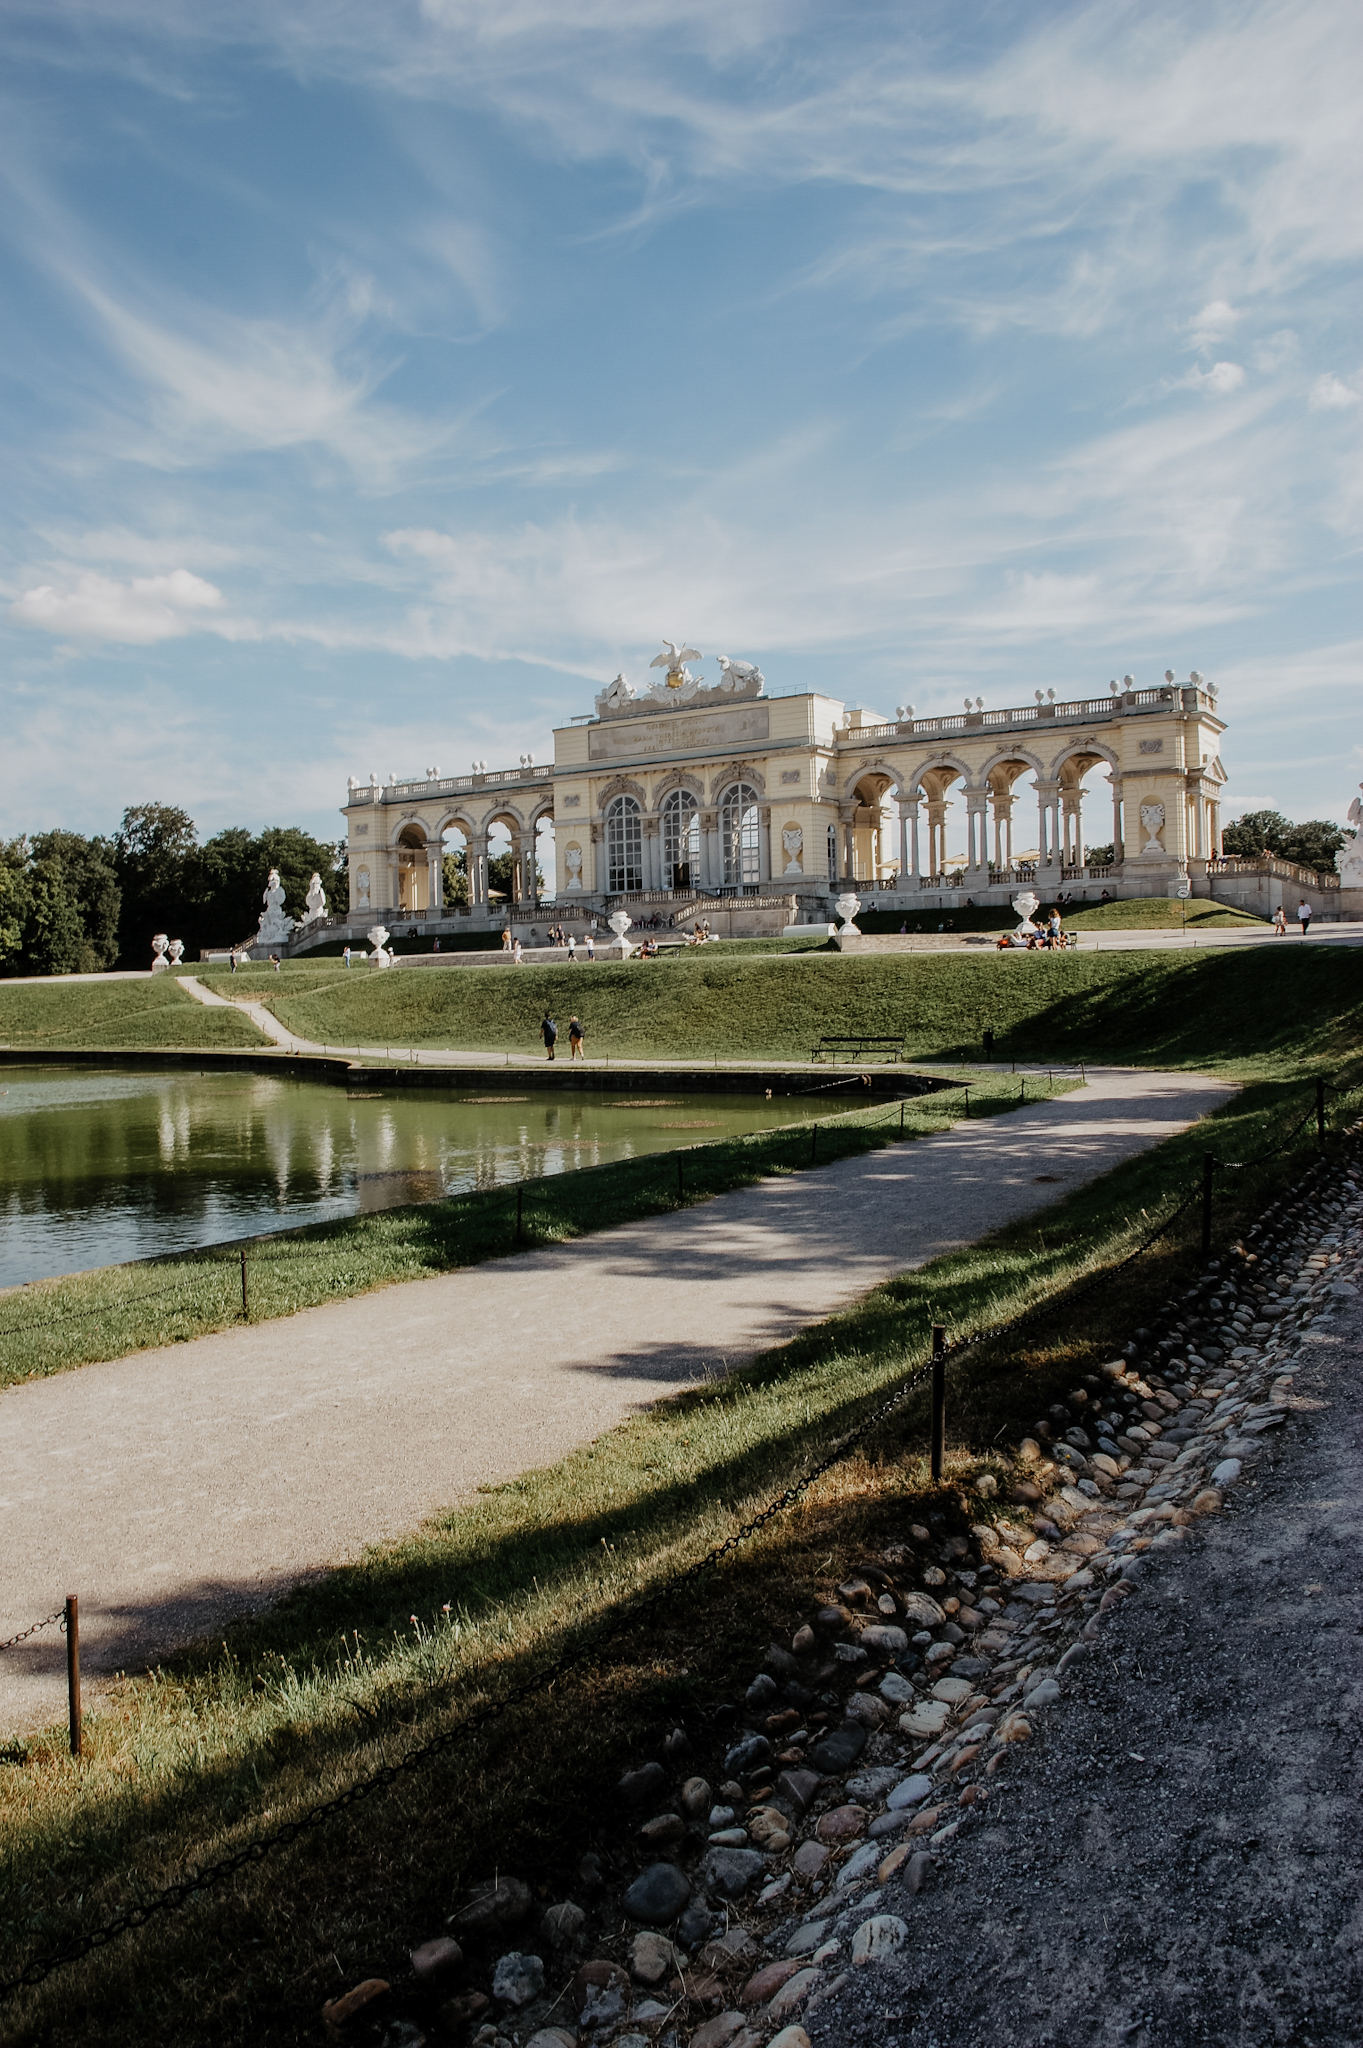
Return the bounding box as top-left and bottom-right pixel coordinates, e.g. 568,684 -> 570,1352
0,1069 -> 1230,1734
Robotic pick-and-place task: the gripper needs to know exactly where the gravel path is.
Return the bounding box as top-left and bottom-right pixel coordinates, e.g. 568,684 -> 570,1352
0,1070 -> 1229,1737
797,1183 -> 1363,2047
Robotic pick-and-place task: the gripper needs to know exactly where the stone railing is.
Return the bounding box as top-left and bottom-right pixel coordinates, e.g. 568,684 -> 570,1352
1207,856 -> 1339,890
837,683 -> 1214,747
347,765 -> 554,805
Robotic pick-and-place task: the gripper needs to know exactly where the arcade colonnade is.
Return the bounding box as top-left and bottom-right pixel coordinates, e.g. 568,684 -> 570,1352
340,674 -> 1227,927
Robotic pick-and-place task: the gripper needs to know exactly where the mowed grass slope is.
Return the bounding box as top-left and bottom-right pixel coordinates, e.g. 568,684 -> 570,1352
212,946 -> 1363,1067
0,976 -> 267,1050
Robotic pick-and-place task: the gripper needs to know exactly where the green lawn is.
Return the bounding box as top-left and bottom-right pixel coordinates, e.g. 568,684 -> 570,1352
201,944 -> 1363,1068
0,976 -> 267,1050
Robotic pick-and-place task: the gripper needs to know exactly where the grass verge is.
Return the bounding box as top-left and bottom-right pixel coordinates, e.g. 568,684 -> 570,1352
0,977 -> 267,1051
2,1056 -> 1359,2047
0,1073 -> 1053,1387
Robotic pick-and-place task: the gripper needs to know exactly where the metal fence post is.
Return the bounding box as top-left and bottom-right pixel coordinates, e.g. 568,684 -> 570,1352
65,1595 -> 82,1759
1201,1154 -> 1215,1256
930,1324 -> 947,1481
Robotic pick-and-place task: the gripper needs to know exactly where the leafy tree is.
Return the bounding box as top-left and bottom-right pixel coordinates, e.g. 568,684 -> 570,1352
0,842 -> 27,967
113,803 -> 199,966
30,831 -> 121,969
1222,809 -> 1344,874
1083,842 -> 1115,867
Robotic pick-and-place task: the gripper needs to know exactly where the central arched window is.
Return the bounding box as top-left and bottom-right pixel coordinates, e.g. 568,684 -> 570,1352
718,781 -> 761,889
661,789 -> 700,889
605,794 -> 642,894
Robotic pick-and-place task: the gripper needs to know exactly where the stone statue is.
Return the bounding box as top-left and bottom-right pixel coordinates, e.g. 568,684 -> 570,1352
367,924 -> 393,968
650,641 -> 702,689
781,825 -> 804,874
256,867 -> 295,945
355,866 -> 371,907
167,939 -> 184,966
1139,801 -> 1166,852
835,892 -> 862,934
595,672 -> 636,714
151,933 -> 170,972
564,844 -> 584,890
608,909 -> 634,956
1336,782 -> 1363,886
716,655 -> 764,692
304,873 -> 327,924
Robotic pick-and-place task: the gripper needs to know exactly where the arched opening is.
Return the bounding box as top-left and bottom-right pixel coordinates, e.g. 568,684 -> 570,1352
439,823 -> 471,909
849,773 -> 897,883
1057,751 -> 1113,873
395,823 -> 428,915
914,767 -> 966,882
534,814 -> 555,901
985,759 -> 1035,876
661,789 -> 700,889
486,818 -> 514,907
605,795 -> 643,894
718,781 -> 761,890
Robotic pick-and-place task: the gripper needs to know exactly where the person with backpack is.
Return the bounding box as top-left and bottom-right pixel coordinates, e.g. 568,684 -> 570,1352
541,1014 -> 558,1061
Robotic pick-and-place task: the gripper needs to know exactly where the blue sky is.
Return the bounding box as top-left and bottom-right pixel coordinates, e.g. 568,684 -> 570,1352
1,0 -> 1359,850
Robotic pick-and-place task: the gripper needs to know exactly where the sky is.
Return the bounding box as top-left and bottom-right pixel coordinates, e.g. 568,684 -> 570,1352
1,0 -> 1359,852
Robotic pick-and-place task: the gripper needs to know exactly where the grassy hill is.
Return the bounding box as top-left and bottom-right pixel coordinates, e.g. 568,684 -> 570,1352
211,945 -> 1363,1069
0,975 -> 267,1050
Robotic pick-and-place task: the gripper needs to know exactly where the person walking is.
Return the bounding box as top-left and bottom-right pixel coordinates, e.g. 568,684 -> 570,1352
585,933 -> 595,960
501,925 -> 512,951
512,938 -> 523,964
342,944 -> 352,967
568,1013 -> 585,1061
1272,905 -> 1287,936
1298,898 -> 1312,935
541,1013 -> 557,1061
567,932 -> 577,960
230,949 -> 239,974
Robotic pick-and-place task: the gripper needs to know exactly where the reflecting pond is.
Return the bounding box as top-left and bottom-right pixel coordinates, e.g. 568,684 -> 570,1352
0,1065 -> 826,1286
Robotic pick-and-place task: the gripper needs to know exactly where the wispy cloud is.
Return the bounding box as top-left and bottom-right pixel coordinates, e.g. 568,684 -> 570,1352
10,567 -> 227,643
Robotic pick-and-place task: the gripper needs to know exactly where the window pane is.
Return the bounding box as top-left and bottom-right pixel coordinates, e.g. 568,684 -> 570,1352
606,796 -> 642,893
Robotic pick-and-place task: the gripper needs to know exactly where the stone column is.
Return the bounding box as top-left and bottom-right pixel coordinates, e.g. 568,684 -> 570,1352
699,810 -> 717,889
842,818 -> 856,881
759,806 -> 772,886
429,850 -> 444,911
1110,778 -> 1124,865
469,836 -> 488,906
966,792 -> 988,875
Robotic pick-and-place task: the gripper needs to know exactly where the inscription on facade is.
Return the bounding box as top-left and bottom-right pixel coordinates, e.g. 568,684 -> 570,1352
587,705 -> 770,762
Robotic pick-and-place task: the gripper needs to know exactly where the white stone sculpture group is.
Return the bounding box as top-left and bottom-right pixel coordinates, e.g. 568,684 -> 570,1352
151,934 -> 184,970
596,641 -> 765,715
1337,783 -> 1363,887
367,925 -> 393,968
256,868 -> 295,946
835,892 -> 861,934
1139,801 -> 1166,853
782,825 -> 804,875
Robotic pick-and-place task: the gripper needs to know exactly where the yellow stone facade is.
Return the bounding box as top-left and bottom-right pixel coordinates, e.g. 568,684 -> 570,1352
340,672 -> 1227,929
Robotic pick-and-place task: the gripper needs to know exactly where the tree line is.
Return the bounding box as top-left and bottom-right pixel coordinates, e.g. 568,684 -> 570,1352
1219,810 -> 1345,874
0,804 -> 343,976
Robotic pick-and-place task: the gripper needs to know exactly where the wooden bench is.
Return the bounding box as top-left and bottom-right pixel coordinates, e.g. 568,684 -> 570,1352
811,1035 -> 907,1064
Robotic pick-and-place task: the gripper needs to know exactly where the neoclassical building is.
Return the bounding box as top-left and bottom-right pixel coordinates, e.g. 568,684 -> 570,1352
336,663 -> 1229,936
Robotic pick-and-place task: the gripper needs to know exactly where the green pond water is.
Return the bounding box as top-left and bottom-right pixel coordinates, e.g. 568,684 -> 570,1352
0,1065 -> 826,1286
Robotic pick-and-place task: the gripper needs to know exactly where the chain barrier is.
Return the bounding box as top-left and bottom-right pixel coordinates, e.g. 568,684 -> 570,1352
0,1610 -> 64,1655
1,1085 -> 1349,1996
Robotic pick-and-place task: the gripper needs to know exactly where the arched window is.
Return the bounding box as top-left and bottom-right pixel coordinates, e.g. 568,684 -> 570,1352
605,795 -> 642,894
661,789 -> 700,889
827,823 -> 838,882
718,782 -> 761,888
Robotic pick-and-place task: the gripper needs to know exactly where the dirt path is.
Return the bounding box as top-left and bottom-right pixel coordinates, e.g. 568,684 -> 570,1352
0,1069 -> 1231,1736
809,1253 -> 1363,2047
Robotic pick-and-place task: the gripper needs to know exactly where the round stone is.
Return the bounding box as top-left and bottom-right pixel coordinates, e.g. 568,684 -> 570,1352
623,1863 -> 692,1925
